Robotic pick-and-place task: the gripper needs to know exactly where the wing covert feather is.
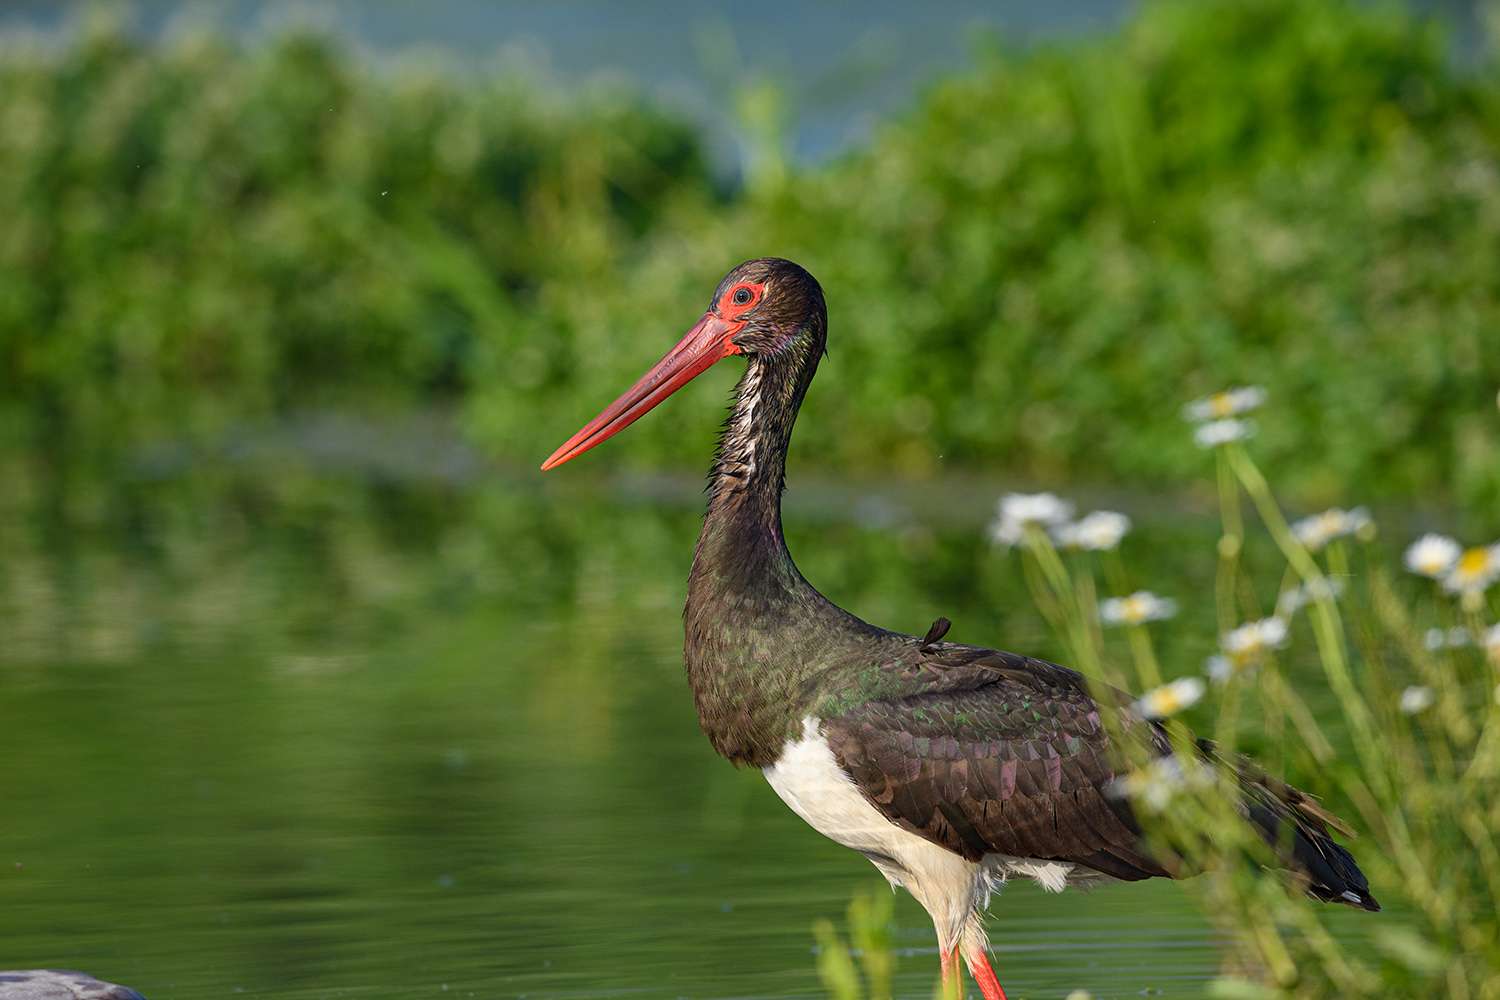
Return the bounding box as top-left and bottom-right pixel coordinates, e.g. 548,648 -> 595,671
819,644 -> 1170,879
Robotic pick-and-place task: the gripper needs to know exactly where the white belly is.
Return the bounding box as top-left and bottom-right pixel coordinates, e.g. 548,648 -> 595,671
762,717 -> 1096,902
763,717 -> 984,945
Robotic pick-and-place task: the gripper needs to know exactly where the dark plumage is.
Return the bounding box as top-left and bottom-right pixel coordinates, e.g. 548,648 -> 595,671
544,258 -> 1378,999
821,640 -> 1378,909
921,617 -> 951,649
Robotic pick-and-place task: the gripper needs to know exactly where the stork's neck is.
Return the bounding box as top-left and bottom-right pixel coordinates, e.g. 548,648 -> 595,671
689,351 -> 816,602
683,347 -> 829,765
682,336 -> 888,767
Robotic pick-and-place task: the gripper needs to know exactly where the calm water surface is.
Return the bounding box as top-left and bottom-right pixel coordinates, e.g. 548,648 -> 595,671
1,449 -> 1378,998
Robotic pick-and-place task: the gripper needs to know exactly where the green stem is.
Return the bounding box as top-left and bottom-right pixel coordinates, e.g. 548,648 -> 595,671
1214,449 -> 1244,636
1125,623 -> 1164,689
1226,444 -> 1448,924
1225,444 -> 1382,785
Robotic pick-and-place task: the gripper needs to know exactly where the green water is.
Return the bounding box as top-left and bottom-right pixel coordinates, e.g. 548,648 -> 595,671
1,433 -> 1379,999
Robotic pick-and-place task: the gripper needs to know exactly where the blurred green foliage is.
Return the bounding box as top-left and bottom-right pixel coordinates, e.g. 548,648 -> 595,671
3,0 -> 1499,517
812,888 -> 898,1000
0,8 -> 714,496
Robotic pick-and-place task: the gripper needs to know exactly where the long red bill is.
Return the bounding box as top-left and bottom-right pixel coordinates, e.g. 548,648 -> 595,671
541,311 -> 742,471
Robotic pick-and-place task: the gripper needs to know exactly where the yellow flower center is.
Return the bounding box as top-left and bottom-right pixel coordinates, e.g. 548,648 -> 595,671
1147,690 -> 1181,713
1455,547 -> 1493,583
1209,393 -> 1233,417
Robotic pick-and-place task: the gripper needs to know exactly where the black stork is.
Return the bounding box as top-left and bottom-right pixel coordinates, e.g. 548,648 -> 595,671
542,258 -> 1377,999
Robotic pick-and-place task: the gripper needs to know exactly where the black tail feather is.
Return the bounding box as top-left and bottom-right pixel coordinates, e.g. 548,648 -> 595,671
1246,799 -> 1381,912
1200,739 -> 1380,912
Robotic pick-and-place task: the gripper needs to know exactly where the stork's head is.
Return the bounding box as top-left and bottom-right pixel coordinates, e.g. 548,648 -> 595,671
541,258 -> 825,470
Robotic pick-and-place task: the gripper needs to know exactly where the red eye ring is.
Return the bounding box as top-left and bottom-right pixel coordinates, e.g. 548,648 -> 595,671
723,283 -> 761,316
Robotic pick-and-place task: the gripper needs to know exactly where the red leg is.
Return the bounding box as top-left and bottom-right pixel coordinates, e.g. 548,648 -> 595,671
965,948 -> 1008,1000
939,945 -> 963,998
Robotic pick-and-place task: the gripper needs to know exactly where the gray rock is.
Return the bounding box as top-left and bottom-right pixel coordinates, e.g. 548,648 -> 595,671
0,971 -> 145,1000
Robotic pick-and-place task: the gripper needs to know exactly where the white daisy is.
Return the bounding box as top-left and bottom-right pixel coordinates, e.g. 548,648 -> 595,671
1423,626 -> 1471,651
1194,418 -> 1256,449
1107,757 -> 1213,813
1205,655 -> 1234,683
1206,617 -> 1288,682
1053,510 -> 1131,551
1100,591 -> 1178,627
989,492 -> 1074,547
1224,616 -> 1289,656
1404,534 -> 1461,579
1134,677 -> 1206,719
1442,544 -> 1500,598
1399,685 -> 1435,715
1275,577 -> 1344,617
1184,386 -> 1267,422
1291,507 -> 1373,552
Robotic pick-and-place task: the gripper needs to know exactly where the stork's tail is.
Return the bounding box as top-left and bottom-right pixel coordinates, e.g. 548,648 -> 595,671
1204,740 -> 1381,912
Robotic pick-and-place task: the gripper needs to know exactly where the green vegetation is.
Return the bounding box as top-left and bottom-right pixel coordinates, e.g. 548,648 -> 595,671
816,406 -> 1500,997
3,0 -> 1499,528
962,410 -> 1499,997
0,8 -> 710,517
813,889 -> 898,1000
740,0 -> 1500,511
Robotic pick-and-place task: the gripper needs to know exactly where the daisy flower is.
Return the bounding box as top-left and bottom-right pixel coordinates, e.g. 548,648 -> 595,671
1206,616 -> 1288,682
1184,386 -> 1267,422
1134,677 -> 1206,720
1399,686 -> 1435,716
1053,510 -> 1131,551
1291,507 -> 1373,552
1404,534 -> 1461,579
1423,626 -> 1471,651
1275,577 -> 1344,617
1225,616 -> 1289,656
1107,757 -> 1213,813
989,492 -> 1073,548
1442,544 -> 1500,601
1100,591 -> 1178,627
1194,418 -> 1256,449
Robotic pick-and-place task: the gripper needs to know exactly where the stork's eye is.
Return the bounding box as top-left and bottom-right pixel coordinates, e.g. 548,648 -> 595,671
732,287 -> 752,306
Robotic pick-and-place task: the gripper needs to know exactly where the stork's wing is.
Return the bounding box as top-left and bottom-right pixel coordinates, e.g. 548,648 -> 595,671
819,644 -> 1172,880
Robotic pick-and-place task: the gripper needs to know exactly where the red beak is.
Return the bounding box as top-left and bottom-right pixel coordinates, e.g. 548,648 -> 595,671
541,311 -> 742,471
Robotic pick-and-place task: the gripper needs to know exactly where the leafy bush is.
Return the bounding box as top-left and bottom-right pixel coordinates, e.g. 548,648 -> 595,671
0,11 -> 712,482
578,0 -> 1498,509
3,1 -> 1498,521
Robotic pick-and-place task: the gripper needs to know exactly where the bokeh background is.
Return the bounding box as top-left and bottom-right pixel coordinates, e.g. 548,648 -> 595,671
2,2 -> 1497,998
